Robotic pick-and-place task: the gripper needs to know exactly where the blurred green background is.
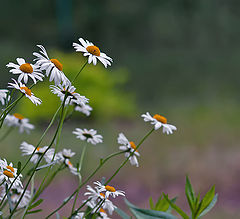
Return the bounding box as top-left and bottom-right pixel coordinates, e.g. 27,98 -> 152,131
1,0 -> 240,218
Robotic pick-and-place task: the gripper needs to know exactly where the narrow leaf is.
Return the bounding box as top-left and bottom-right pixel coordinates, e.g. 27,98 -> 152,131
28,199 -> 43,210
115,207 -> 131,219
163,194 -> 189,219
17,161 -> 21,175
198,194 -> 218,218
149,197 -> 155,210
185,176 -> 195,212
26,209 -> 42,215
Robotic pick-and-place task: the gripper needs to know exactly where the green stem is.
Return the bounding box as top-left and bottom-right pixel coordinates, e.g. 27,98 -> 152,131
46,151 -> 125,219
105,128 -> 154,185
71,144 -> 87,213
9,100 -> 67,217
71,60 -> 88,84
0,105 -> 62,208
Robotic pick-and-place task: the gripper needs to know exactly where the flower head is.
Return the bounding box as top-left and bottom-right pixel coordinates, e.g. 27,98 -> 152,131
74,103 -> 92,116
84,185 -> 116,215
8,79 -> 42,105
20,142 -> 55,164
0,89 -> 9,105
118,133 -> 140,167
73,38 -> 113,68
5,113 -> 34,133
33,45 -> 70,86
73,128 -> 103,145
6,58 -> 44,84
0,186 -> 31,208
141,112 -> 177,134
56,149 -> 78,175
94,181 -> 125,199
0,159 -> 22,188
50,84 -> 88,106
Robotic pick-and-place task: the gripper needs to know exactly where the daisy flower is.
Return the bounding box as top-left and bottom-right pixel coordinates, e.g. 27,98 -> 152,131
6,58 -> 44,84
73,128 -> 103,145
65,159 -> 78,175
0,89 -> 9,105
4,113 -> 34,133
33,45 -> 70,86
74,103 -> 92,116
84,185 -> 116,215
20,142 -> 55,164
73,38 -> 113,68
118,133 -> 140,167
141,112 -> 177,134
8,79 -> 42,105
0,159 -> 22,188
98,209 -> 111,219
0,186 -> 31,208
56,149 -> 78,175
94,181 -> 125,199
72,212 -> 84,219
50,84 -> 88,106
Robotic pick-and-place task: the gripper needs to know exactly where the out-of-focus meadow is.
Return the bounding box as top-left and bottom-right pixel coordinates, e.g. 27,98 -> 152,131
1,0 -> 240,218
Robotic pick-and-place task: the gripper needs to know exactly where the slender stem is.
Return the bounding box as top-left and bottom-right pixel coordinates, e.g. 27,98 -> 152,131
71,144 -> 87,213
46,151 -> 125,218
71,60 -> 88,84
9,100 -> 67,217
105,128 -> 154,185
70,198 -> 91,218
0,105 -> 62,208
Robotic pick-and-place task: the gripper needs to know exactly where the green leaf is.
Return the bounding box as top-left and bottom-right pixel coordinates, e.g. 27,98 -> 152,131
17,161 -> 21,175
115,207 -> 131,219
198,194 -> 218,218
163,194 -> 189,219
155,195 -> 171,212
185,176 -> 195,213
125,199 -> 178,219
28,199 -> 43,210
26,209 -> 42,215
197,186 -> 215,216
149,197 -> 155,210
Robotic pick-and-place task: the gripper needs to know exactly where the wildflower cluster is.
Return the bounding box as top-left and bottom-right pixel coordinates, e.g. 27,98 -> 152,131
0,37 -> 190,219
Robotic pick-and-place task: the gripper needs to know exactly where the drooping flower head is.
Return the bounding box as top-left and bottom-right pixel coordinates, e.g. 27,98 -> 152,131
33,45 -> 70,86
73,38 -> 113,68
0,185 -> 31,208
0,159 -> 23,188
56,149 -> 78,175
73,128 -> 103,145
20,142 -> 56,164
74,103 -> 92,116
118,133 -> 140,167
7,58 -> 44,84
4,113 -> 34,133
0,89 -> 9,105
50,84 -> 88,106
8,79 -> 42,105
141,112 -> 177,134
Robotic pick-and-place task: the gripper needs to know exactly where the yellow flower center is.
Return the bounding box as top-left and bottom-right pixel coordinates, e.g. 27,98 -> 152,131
105,185 -> 116,192
67,161 -> 73,167
36,147 -> 41,152
19,63 -> 33,74
86,45 -> 100,56
100,193 -> 105,198
153,114 -> 167,124
7,166 -> 15,173
50,59 -> 63,71
99,208 -> 105,213
20,86 -> 32,96
130,141 -> 138,152
13,113 -> 24,120
3,170 -> 14,178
